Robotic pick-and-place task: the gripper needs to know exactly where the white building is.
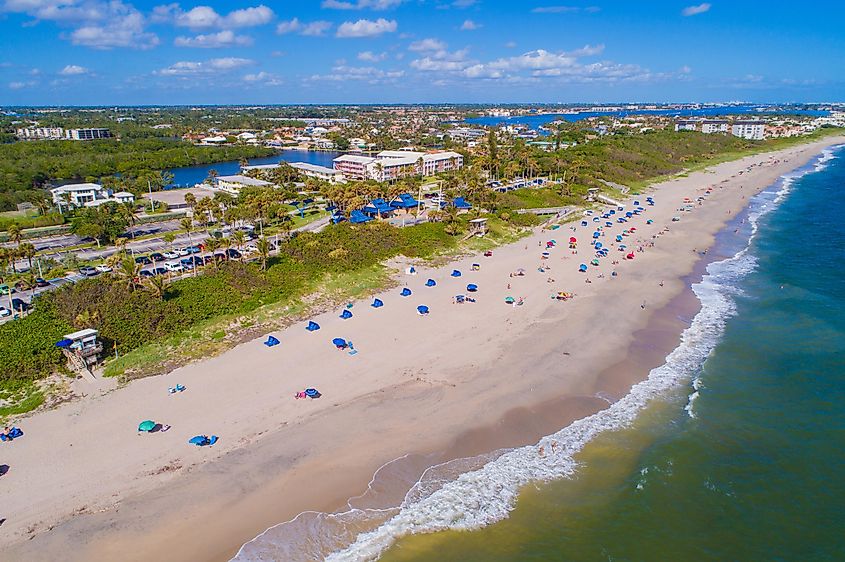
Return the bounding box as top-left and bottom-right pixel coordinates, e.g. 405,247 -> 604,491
214,174 -> 273,195
50,183 -> 135,208
701,120 -> 729,134
289,162 -> 345,184
65,128 -> 111,140
674,120 -> 698,132
201,135 -> 228,145
84,191 -> 135,207
333,154 -> 376,181
731,121 -> 765,140
16,127 -> 65,140
333,150 -> 463,182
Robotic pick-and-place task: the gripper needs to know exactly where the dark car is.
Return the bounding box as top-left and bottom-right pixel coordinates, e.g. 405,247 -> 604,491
214,252 -> 228,261
35,277 -> 50,287
150,252 -> 165,262
135,256 -> 152,265
139,270 -> 154,278
202,255 -> 215,265
226,249 -> 241,259
153,267 -> 168,276
79,266 -> 98,277
10,298 -> 29,312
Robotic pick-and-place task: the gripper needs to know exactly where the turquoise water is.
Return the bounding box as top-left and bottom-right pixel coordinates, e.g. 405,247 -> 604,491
372,146 -> 845,561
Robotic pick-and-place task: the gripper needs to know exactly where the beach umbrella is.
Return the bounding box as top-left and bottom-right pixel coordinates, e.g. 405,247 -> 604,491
627,252 -> 635,260
340,309 -> 353,319
595,242 -> 602,249
138,420 -> 156,432
371,298 -> 384,308
425,278 -> 436,287
306,321 -> 320,332
630,227 -> 637,232
542,252 -> 550,256
581,220 -> 588,226
579,264 -> 588,272
466,284 -> 478,292
569,237 -> 577,243
626,212 -> 633,218
417,305 -> 430,315
592,217 -> 600,222
504,296 -> 515,304
189,435 -> 211,446
400,287 -> 412,297
264,335 -> 280,347
305,388 -> 320,398
451,270 -> 462,277
591,258 -> 600,266
592,231 -> 600,239
647,219 -> 654,224
332,338 -> 347,348
633,200 -> 640,206
616,235 -> 623,242
609,210 -> 616,215
605,222 -> 613,227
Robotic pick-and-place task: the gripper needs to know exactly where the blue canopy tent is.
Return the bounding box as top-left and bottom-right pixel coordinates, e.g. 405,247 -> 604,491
466,284 -> 478,292
625,212 -> 633,218
362,198 -> 393,217
451,269 -> 462,277
593,231 -> 601,239
349,210 -> 373,224
372,298 -> 384,308
425,278 -> 436,287
579,264 -> 588,272
633,200 -> 640,206
264,335 -> 280,347
189,435 -> 218,447
55,338 -> 73,348
609,209 -> 616,215
330,213 -> 345,224
339,309 -> 353,320
605,221 -> 613,227
417,305 -> 430,315
592,217 -> 600,222
332,338 -> 348,348
400,288 -> 412,297
452,197 -> 472,210
306,321 -> 321,332
391,193 -> 420,210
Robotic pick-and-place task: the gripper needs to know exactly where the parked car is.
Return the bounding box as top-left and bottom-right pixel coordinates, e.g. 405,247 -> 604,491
150,252 -> 165,262
0,284 -> 14,295
213,252 -> 228,261
35,277 -> 50,287
152,267 -> 168,276
243,244 -> 258,254
163,251 -> 179,260
79,266 -> 98,277
202,255 -> 215,265
139,270 -> 154,278
185,246 -> 201,254
165,262 -> 184,273
226,249 -> 242,259
95,264 -> 113,273
0,307 -> 10,317
135,256 -> 152,265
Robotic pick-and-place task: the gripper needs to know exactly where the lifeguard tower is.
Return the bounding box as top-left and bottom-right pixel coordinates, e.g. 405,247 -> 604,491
56,328 -> 102,379
469,217 -> 488,237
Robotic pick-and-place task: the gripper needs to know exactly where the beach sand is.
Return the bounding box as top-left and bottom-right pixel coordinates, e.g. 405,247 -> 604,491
2,137 -> 842,562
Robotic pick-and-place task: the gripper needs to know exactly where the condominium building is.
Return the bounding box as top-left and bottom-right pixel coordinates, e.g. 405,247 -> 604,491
15,127 -> 65,140
731,121 -> 765,141
333,150 -> 463,182
333,155 -> 377,181
65,128 -> 112,140
701,120 -> 729,134
674,120 -> 698,132
289,162 -> 346,184
214,174 -> 273,195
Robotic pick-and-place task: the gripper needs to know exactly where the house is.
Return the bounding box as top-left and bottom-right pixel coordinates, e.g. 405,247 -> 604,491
289,162 -> 346,184
731,121 -> 765,140
674,120 -> 698,132
50,183 -> 105,207
201,135 -> 228,145
214,174 -> 273,195
333,154 -> 376,180
701,120 -> 729,134
84,191 -> 135,207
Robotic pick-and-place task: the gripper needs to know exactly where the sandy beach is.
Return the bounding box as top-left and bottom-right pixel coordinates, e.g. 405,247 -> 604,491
2,136 -> 842,562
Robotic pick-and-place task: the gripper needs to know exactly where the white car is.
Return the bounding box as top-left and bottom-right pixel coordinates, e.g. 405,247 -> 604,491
243,244 -> 258,254
177,248 -> 191,257
165,262 -> 184,273
0,307 -> 11,317
95,264 -> 113,273
163,251 -> 179,259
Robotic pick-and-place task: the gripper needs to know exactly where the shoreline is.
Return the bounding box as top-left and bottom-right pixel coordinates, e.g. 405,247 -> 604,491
3,137 -> 842,562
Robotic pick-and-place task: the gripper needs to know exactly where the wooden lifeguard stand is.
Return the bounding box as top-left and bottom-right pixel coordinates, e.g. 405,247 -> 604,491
59,328 -> 102,380
469,218 -> 488,237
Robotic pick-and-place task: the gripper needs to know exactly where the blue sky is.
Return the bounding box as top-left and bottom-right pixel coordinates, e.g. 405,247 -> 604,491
0,0 -> 843,105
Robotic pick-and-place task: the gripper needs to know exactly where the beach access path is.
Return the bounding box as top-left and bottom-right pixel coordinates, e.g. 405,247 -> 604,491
2,136 -> 842,562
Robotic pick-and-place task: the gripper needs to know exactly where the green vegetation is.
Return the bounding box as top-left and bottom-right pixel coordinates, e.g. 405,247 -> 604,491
0,137 -> 274,210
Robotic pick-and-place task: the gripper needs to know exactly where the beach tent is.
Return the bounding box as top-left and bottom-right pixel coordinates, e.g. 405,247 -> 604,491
1,427 -> 23,441
332,338 -> 347,348
306,321 -> 320,332
581,221 -> 588,227
453,197 -> 472,210
371,298 -> 384,308
391,193 -> 420,210
605,222 -> 613,227
349,210 -> 373,224
400,287 -> 412,297
630,227 -> 637,232
569,237 -> 577,243
504,296 -> 515,304
647,219 -> 654,224
456,295 -> 466,303
425,278 -> 436,287
579,264 -> 588,272
264,335 -> 280,347
451,270 -> 462,277
138,420 -> 156,432
417,305 -> 430,315
591,259 -> 600,266
55,338 -> 73,348
362,198 -> 393,217
339,309 -> 353,320
466,284 -> 478,292
616,235 -> 623,242
189,435 -> 218,447
305,388 -> 321,398
406,266 -> 417,275
627,252 -> 635,260
625,212 -> 633,218
471,263 -> 480,271
633,200 -> 640,206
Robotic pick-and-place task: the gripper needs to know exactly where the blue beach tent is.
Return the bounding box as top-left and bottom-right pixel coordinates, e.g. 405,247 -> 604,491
332,338 -> 347,348
579,264 -> 588,272
400,287 -> 412,297
362,198 -> 393,216
453,197 -> 472,210
451,269 -> 462,277
391,193 -> 420,210
425,278 -> 436,287
349,210 -> 373,224
339,309 -> 353,320
581,220 -> 588,226
264,335 -> 280,347
466,284 -> 478,292
306,321 -> 320,332
372,298 -> 384,308
189,435 -> 218,446
417,305 -> 430,315
305,388 -> 321,398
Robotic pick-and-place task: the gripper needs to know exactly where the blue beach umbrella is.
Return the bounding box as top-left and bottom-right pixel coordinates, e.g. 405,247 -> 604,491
264,335 -> 280,347
371,298 -> 384,308
340,309 -> 353,320
417,305 -> 430,315
305,388 -> 320,398
466,284 -> 478,292
400,287 -> 412,297
451,269 -> 462,277
332,337 -> 347,348
579,264 -> 588,272
425,278 -> 436,287
306,321 -> 320,332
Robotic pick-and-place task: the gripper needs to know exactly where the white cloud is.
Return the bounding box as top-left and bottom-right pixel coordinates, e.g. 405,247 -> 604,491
169,4 -> 274,29
8,80 -> 36,90
336,18 -> 397,38
460,19 -> 480,30
174,29 -> 252,48
243,71 -> 282,85
276,18 -> 331,36
358,50 -> 387,62
505,41 -> 517,48
59,64 -> 89,75
409,37 -> 446,51
682,3 -> 711,16
321,0 -> 404,8
155,57 -> 253,76
71,11 -> 159,50
309,64 -> 404,83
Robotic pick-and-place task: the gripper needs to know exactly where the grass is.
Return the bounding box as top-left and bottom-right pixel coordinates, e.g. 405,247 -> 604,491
0,380 -> 45,419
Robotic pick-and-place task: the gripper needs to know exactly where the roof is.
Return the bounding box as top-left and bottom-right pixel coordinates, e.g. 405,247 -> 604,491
422,151 -> 462,162
216,175 -> 272,187
113,191 -> 134,197
734,120 -> 765,125
64,328 -> 98,340
334,154 -> 376,164
242,164 -> 280,171
289,162 -> 342,175
51,182 -> 103,193
378,150 -> 425,160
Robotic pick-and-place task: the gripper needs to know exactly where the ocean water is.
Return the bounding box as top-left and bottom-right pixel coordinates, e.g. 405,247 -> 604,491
233,145 -> 845,561
166,150 -> 341,187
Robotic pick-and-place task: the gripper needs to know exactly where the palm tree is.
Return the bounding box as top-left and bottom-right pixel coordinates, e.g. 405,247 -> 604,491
163,231 -> 176,252
144,275 -> 168,300
7,223 -> 22,249
184,192 -> 197,215
231,230 -> 246,262
205,169 -> 219,185
256,236 -> 270,271
118,255 -> 141,291
204,237 -> 222,269
60,192 -> 73,214
19,242 -> 36,271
